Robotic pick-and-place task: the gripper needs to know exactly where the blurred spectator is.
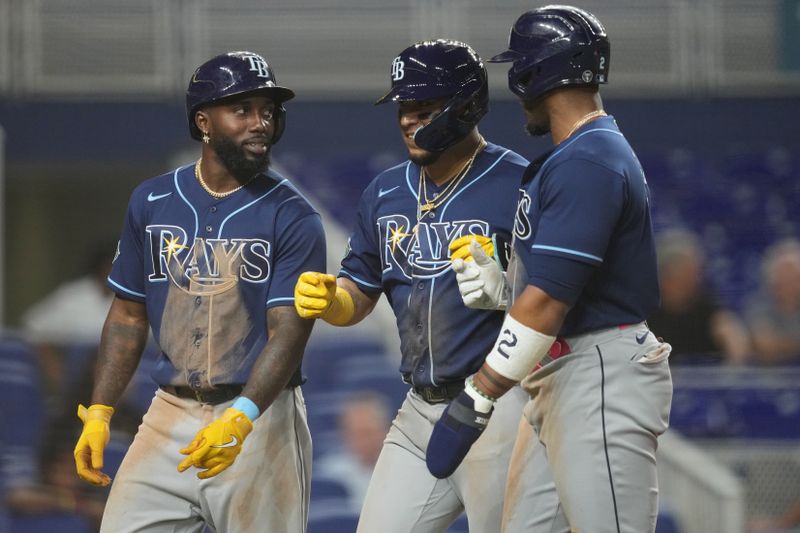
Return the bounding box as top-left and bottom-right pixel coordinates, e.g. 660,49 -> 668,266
21,242 -> 115,345
648,229 -> 750,364
315,392 -> 391,512
0,334 -> 102,531
0,333 -> 43,532
20,242 -> 115,394
8,418 -> 106,532
745,238 -> 800,363
750,497 -> 800,532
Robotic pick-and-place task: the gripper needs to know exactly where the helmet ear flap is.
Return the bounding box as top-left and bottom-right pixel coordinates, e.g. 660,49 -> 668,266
413,72 -> 488,153
412,100 -> 456,152
271,104 -> 287,144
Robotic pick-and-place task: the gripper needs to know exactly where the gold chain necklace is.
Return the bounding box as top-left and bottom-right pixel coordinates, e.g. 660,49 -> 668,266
195,158 -> 255,199
564,110 -> 607,140
418,138 -> 487,214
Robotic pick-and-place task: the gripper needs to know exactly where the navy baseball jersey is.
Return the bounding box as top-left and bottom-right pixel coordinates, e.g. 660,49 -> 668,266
508,115 -> 659,336
340,143 -> 529,387
108,163 -> 326,388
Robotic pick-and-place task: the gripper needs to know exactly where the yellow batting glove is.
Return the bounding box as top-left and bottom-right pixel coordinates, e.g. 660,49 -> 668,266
178,407 -> 253,479
449,235 -> 495,262
294,271 -> 355,326
294,271 -> 337,319
74,403 -> 114,486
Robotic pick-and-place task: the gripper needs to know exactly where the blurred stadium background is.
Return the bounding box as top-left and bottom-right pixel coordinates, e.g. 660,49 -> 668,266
0,0 -> 799,532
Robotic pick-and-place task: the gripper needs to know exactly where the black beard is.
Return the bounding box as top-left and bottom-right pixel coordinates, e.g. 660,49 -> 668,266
409,150 -> 440,166
522,98 -> 550,137
525,121 -> 551,137
211,135 -> 270,181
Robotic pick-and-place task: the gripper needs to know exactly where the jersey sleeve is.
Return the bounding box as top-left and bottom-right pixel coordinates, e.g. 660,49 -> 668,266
522,158 -> 626,305
339,186 -> 383,293
107,193 -> 147,301
266,210 -> 326,309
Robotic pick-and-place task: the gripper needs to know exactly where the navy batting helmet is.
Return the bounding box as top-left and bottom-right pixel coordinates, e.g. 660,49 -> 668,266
376,39 -> 488,152
186,51 -> 295,143
489,5 -> 609,101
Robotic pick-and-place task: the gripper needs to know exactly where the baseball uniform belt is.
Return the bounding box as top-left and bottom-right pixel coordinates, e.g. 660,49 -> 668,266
160,385 -> 243,405
413,381 -> 465,404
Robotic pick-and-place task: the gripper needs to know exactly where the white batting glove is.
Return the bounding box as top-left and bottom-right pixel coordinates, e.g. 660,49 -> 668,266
451,240 -> 508,310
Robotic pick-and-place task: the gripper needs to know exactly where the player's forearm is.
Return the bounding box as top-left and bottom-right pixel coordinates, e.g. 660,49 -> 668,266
508,285 -> 570,335
242,306 -> 315,411
473,285 -> 569,399
336,277 -> 379,326
473,364 -> 517,398
91,298 -> 148,406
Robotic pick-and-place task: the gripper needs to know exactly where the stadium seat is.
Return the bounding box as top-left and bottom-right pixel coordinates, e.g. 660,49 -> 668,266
311,477 -> 350,501
445,513 -> 469,533
301,341 -> 385,392
103,435 -> 132,479
655,509 -> 681,533
307,511 -> 359,533
0,335 -> 46,470
669,366 -> 800,438
10,513 -> 94,533
62,342 -> 99,394
335,362 -> 408,411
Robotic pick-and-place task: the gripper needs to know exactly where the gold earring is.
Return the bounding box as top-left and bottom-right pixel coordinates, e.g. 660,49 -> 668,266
202,131 -> 210,144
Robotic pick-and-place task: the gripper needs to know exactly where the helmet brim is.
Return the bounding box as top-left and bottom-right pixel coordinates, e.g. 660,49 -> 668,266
488,50 -> 522,63
374,87 -> 397,105
218,85 -> 295,105
374,85 -> 463,106
254,85 -> 295,103
194,85 -> 296,111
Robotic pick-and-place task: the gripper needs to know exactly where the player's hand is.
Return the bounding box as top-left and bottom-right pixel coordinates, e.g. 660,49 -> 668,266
294,272 -> 337,319
449,234 -> 494,262
294,271 -> 355,326
178,407 -> 253,479
451,239 -> 508,310
74,403 -> 114,486
426,378 -> 495,479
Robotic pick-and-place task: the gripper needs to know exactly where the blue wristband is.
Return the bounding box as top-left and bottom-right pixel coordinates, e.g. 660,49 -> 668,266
232,396 -> 260,421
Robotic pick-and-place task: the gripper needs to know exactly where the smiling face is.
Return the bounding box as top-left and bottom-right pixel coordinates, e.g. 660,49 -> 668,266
196,93 -> 276,180
397,98 -> 448,166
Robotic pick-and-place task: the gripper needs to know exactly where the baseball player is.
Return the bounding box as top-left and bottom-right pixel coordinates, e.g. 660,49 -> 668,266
426,7 -> 674,533
73,51 -> 325,533
294,40 -> 529,532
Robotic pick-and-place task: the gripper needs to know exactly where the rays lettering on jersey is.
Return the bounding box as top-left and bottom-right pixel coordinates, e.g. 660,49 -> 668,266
146,225 -> 271,295
378,215 -> 490,279
514,189 -> 532,240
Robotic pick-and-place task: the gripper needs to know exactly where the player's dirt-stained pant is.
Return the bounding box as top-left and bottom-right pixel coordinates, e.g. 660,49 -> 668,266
502,323 -> 673,533
100,387 -> 311,533
356,384 -> 528,533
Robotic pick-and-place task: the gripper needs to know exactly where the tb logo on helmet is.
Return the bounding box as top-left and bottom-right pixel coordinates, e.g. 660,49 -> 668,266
391,57 -> 405,81
244,54 -> 271,78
